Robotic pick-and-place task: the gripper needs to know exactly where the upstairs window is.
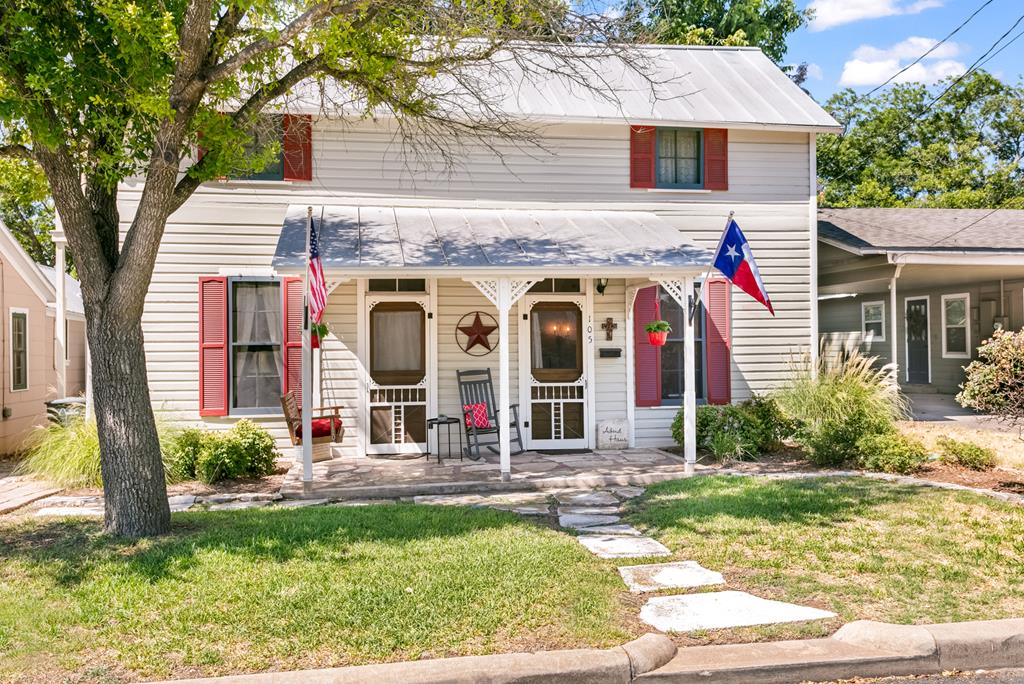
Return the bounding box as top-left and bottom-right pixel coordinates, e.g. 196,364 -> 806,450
238,115 -> 285,181
656,128 -> 702,189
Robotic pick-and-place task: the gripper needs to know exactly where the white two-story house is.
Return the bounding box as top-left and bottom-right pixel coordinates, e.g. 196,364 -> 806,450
116,44 -> 840,483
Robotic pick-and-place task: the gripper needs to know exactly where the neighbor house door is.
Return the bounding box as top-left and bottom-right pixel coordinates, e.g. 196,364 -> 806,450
905,297 -> 930,384
519,293 -> 591,450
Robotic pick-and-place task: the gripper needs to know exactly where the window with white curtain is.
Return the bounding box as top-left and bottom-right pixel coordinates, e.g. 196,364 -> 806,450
942,293 -> 970,358
862,301 -> 885,341
370,303 -> 425,385
230,279 -> 282,411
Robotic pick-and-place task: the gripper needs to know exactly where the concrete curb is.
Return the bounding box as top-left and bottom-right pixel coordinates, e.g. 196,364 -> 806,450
160,635 -> 677,684
639,617 -> 1024,682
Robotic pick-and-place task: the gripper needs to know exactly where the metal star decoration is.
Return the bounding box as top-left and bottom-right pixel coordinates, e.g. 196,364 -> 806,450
458,312 -> 498,352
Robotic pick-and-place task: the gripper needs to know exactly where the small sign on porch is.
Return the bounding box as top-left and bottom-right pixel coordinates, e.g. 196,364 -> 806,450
596,418 -> 629,451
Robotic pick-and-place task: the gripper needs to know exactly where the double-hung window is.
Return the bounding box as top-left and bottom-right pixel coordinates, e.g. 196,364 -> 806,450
656,128 -> 702,189
941,293 -> 970,358
230,279 -> 282,412
658,286 -> 706,404
861,301 -> 885,342
9,309 -> 27,391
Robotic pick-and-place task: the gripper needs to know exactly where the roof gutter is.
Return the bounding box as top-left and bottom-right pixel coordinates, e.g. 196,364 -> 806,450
889,252 -> 1024,266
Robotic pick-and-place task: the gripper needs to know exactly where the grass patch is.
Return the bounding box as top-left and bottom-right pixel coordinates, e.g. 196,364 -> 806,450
0,504 -> 629,682
625,475 -> 1024,642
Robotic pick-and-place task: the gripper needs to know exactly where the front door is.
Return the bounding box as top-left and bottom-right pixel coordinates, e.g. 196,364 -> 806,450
520,295 -> 589,450
366,296 -> 429,454
905,297 -> 929,384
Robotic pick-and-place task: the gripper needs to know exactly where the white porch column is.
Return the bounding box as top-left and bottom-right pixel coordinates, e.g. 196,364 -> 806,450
497,278 -> 512,480
465,278 -> 539,481
889,264 -> 903,380
54,240 -> 67,398
654,277 -> 698,474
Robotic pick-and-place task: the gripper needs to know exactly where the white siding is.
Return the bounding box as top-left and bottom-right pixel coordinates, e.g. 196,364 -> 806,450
121,119 -> 813,450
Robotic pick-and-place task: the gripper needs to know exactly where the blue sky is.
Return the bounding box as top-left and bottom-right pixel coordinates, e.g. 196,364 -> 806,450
786,0 -> 1023,102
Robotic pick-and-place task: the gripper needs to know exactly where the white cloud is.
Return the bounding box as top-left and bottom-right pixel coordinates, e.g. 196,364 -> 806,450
809,0 -> 943,31
806,63 -> 824,80
852,36 -> 963,61
839,57 -> 965,87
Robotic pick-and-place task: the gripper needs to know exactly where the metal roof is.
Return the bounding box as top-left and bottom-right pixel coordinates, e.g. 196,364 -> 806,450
273,204 -> 712,274
819,208 -> 1024,254
293,45 -> 841,133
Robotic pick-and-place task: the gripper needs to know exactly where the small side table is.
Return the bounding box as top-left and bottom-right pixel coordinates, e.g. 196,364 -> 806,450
426,416 -> 464,464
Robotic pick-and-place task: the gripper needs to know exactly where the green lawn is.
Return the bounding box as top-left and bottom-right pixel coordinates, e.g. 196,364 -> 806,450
0,504 -> 629,683
625,475 -> 1024,643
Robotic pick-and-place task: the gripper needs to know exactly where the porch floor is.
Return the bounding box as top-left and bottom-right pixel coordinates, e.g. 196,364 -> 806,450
280,448 -> 691,499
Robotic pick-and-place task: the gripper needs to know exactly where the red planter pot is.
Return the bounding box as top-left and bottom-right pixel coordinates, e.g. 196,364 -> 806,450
311,334 -> 321,349
647,330 -> 669,346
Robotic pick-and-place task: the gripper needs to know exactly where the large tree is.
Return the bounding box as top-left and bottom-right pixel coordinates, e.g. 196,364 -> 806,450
0,158 -> 54,264
819,71 -> 1024,208
0,0 -> 644,537
625,0 -> 811,63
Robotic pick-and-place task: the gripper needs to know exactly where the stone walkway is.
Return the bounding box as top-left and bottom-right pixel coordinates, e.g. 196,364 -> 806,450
280,449 -> 690,500
0,474 -> 60,515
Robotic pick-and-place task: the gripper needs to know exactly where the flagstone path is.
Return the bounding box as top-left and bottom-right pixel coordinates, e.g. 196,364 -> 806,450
0,474 -> 60,515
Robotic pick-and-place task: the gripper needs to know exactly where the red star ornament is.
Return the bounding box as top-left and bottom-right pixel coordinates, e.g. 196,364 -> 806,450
459,312 -> 498,352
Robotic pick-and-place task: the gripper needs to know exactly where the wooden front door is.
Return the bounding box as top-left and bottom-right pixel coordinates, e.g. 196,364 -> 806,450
905,297 -> 930,384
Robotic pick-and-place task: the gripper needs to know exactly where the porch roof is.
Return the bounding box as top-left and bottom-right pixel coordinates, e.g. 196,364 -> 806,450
272,204 -> 712,275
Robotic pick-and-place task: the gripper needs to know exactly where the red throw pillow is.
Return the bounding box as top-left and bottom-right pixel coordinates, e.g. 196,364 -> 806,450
296,417 -> 342,439
463,403 -> 491,429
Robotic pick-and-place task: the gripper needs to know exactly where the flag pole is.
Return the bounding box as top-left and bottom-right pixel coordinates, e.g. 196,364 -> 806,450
301,206 -> 314,492
688,211 -> 734,324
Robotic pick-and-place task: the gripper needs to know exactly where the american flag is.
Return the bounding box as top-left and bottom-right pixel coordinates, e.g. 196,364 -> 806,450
307,213 -> 327,324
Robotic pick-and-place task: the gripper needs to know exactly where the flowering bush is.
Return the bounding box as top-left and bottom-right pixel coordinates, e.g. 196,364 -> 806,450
958,329 -> 1024,427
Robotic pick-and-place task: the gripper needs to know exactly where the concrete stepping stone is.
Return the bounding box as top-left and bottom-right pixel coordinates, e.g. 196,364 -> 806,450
413,494 -> 486,506
577,534 -> 671,559
509,505 -> 552,516
610,486 -> 645,499
35,506 -> 103,518
619,561 -> 725,593
207,500 -> 271,511
640,591 -> 836,633
168,495 -> 196,512
36,495 -> 101,507
555,490 -> 619,506
557,505 -> 621,515
581,524 -> 642,536
559,513 -> 621,529
275,498 -> 329,509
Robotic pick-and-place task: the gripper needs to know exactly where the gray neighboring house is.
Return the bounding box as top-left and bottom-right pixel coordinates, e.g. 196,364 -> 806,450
818,208 -> 1024,394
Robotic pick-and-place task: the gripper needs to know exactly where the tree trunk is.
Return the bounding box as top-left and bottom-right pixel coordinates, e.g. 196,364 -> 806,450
90,309 -> 170,537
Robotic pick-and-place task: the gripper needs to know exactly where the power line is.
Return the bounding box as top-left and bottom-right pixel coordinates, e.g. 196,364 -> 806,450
864,0 -> 997,97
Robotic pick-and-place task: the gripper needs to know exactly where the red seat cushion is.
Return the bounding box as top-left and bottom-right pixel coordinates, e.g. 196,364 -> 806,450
296,417 -> 342,439
463,403 -> 491,429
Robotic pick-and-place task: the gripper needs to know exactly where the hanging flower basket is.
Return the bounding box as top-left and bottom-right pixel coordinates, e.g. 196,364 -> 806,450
644,320 -> 671,347
311,321 -> 329,350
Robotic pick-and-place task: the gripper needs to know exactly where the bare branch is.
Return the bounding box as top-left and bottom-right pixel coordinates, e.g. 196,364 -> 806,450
0,144 -> 33,160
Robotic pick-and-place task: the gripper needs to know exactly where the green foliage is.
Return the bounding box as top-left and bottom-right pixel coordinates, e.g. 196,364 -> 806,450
171,419 -> 278,484
775,346 -> 908,466
672,395 -> 792,460
18,418 -> 179,488
958,329 -> 1024,425
644,320 -> 671,333
937,437 -> 996,471
855,432 -> 928,474
819,71 -> 1024,209
0,159 -> 54,265
628,0 -> 811,63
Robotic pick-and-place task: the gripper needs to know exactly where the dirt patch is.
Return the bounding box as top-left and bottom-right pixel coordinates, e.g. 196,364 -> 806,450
900,421 -> 1024,470
54,464 -> 289,498
916,462 -> 1024,495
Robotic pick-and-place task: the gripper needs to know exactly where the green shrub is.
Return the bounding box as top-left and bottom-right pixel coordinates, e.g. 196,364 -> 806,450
855,432 -> 928,474
937,437 -> 996,471
743,394 -> 794,452
958,329 -> 1024,425
191,420 -> 278,484
707,430 -> 751,461
673,403 -> 764,461
775,346 -> 908,466
165,428 -> 211,481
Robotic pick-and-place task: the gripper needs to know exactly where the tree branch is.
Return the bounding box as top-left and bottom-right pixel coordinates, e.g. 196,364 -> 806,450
0,144 -> 33,161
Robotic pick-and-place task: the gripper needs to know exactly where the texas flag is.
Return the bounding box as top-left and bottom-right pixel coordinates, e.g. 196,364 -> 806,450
713,219 -> 775,316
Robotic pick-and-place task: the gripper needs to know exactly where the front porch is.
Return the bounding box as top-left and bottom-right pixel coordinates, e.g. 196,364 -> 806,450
280,448 -> 691,499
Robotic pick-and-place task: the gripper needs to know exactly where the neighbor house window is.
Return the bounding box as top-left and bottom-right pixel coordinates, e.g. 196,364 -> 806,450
230,279 -> 282,411
656,128 -> 702,189
659,287 -> 706,403
861,301 -> 885,342
941,293 -> 970,358
9,309 -> 27,391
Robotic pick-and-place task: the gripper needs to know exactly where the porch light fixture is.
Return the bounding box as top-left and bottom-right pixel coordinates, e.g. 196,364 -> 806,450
596,278 -> 608,295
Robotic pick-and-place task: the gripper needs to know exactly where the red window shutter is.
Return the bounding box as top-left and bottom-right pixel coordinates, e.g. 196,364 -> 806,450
282,276 -> 304,403
634,285 -> 661,407
629,126 -> 656,188
198,277 -> 228,416
703,128 -> 728,191
283,114 -> 312,181
704,278 -> 732,405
